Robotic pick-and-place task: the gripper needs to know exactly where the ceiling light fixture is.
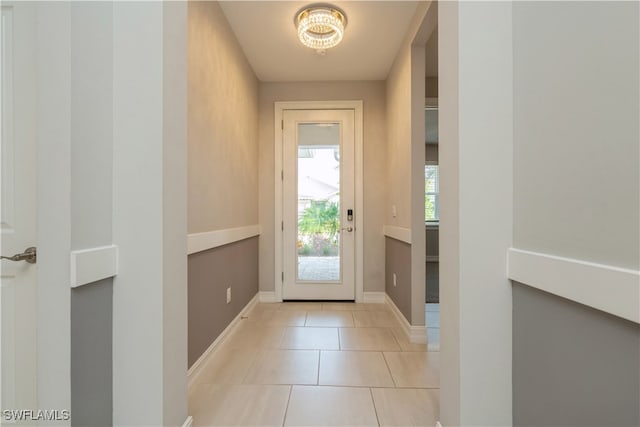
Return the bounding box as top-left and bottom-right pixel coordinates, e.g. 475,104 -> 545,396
295,4 -> 347,54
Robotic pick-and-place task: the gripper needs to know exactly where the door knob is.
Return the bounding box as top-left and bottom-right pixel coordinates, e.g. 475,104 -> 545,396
341,226 -> 353,232
1,247 -> 37,264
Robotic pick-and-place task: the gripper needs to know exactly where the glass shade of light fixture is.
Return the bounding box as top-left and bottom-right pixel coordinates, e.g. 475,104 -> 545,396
295,5 -> 347,52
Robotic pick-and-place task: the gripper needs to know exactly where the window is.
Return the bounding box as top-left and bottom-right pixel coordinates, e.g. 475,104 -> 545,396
425,164 -> 439,222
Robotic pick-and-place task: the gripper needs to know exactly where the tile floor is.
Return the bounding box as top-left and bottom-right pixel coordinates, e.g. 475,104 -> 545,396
189,301 -> 440,426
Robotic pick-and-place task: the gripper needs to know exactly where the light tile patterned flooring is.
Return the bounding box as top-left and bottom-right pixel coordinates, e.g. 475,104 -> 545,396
189,302 -> 440,426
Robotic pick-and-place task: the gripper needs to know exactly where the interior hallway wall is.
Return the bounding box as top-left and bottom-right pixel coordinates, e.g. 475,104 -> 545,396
258,81 -> 387,295
188,1 -> 259,234
512,2 -> 640,425
187,0 -> 260,367
384,1 -> 435,326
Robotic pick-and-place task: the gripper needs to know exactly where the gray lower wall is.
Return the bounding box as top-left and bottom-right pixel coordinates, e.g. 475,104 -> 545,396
70,279 -> 113,427
425,226 -> 439,303
385,237 -> 412,322
188,236 -> 259,367
426,226 -> 438,257
513,282 -> 640,427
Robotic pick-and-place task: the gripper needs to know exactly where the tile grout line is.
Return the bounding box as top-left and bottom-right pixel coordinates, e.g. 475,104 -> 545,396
381,351 -> 398,388
388,325 -> 403,351
369,388 -> 382,427
281,385 -> 294,427
317,350 -> 322,385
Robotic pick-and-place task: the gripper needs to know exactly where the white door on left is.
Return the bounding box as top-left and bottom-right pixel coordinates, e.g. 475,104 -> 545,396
1,1 -> 38,415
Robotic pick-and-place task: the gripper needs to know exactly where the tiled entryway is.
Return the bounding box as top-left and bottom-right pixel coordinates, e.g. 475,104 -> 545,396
189,301 -> 440,426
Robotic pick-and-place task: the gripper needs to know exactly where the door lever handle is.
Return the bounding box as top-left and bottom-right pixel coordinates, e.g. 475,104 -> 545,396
341,226 -> 353,232
1,247 -> 37,264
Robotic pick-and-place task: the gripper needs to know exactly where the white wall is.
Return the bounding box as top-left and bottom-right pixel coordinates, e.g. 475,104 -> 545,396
162,2 -> 189,424
438,3 -> 460,423
36,2 -> 72,416
513,1 -> 639,271
112,2 -> 188,425
439,1 -> 513,424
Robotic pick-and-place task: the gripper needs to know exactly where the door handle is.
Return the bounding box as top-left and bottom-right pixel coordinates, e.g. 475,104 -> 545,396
341,226 -> 353,232
1,247 -> 37,264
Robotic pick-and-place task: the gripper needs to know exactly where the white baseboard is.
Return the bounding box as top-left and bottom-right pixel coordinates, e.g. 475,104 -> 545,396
362,291 -> 386,303
182,416 -> 193,427
385,294 -> 427,344
187,293 -> 259,387
259,291 -> 279,303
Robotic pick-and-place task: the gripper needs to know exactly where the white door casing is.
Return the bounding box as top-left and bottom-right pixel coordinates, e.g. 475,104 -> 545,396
274,101 -> 364,302
1,2 -> 38,414
282,109 -> 355,300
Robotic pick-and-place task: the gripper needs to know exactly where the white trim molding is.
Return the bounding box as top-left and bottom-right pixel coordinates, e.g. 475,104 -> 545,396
385,294 -> 427,344
274,101 -> 364,303
70,245 -> 118,288
187,225 -> 260,255
187,293 -> 259,386
182,416 -> 193,427
508,248 -> 640,324
383,225 -> 412,244
259,291 -> 279,303
362,292 -> 386,303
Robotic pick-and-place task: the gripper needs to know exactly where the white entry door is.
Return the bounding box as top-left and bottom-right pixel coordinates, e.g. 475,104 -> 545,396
282,109 -> 355,300
1,1 -> 38,415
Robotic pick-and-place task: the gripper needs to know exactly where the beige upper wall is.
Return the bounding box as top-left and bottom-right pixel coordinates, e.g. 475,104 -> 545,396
258,82 -> 387,293
386,43 -> 413,228
188,1 -> 259,234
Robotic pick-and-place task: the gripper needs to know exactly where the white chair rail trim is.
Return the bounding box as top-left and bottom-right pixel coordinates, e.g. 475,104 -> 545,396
188,225 -> 260,255
70,245 -> 118,288
508,248 -> 640,324
383,225 -> 412,244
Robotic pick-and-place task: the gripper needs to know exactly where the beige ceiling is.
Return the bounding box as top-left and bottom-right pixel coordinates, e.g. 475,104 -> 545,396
219,1 -> 421,82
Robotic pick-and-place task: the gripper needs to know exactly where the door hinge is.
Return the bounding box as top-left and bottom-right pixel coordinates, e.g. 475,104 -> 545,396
281,221 -> 284,231
281,120 -> 284,130
281,170 -> 284,180
281,272 -> 284,282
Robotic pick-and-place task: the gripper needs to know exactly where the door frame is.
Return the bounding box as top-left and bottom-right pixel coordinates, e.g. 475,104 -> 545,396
274,101 -> 363,302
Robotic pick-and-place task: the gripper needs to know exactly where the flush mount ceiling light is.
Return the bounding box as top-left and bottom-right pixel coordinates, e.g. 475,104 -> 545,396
295,4 -> 347,54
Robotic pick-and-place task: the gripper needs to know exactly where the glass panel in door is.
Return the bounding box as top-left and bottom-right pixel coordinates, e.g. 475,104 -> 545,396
296,123 -> 341,282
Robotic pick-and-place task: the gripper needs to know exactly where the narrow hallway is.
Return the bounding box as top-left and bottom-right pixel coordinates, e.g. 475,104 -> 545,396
188,302 -> 439,426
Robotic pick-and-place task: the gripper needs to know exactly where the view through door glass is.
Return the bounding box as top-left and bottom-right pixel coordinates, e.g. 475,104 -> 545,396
297,123 -> 341,282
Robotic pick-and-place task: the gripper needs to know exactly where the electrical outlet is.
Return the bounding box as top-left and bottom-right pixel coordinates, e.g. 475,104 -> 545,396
393,273 -> 397,287
226,287 -> 231,304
